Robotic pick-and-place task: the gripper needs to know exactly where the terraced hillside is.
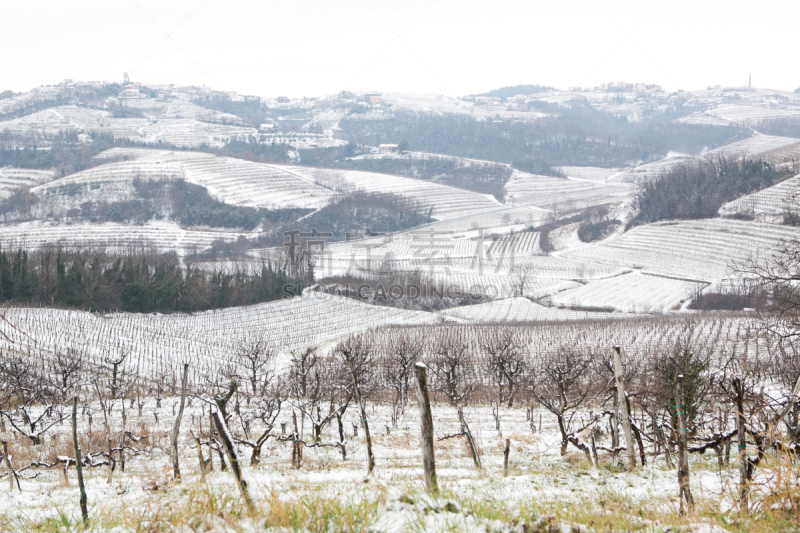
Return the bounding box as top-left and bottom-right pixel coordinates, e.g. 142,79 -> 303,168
548,272 -> 706,313
0,167 -> 56,198
87,148 -> 335,210
286,166 -> 502,220
719,173 -> 800,221
504,171 -> 634,212
706,133 -> 800,159
561,218 -> 800,281
0,293 -> 437,384
0,103 -> 255,148
0,220 -> 254,255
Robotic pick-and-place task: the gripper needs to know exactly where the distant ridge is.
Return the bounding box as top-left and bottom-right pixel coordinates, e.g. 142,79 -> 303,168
471,84 -> 554,98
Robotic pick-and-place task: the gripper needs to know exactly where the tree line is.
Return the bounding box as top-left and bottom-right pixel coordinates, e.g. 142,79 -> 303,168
336,105 -> 744,167
0,246 -> 302,313
631,157 -> 793,225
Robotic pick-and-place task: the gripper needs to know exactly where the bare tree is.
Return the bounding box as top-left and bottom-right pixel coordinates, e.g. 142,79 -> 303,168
46,348 -> 84,403
384,332 -> 421,426
528,347 -> 596,456
235,336 -> 276,398
0,350 -> 66,445
510,264 -> 535,297
480,327 -> 525,432
291,357 -> 353,443
335,335 -> 376,475
428,329 -> 482,467
235,383 -> 285,465
288,347 -> 319,439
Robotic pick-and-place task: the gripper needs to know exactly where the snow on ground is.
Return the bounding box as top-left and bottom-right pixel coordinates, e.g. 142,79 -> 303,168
0,166 -> 57,198
560,218 -> 800,282
706,104 -> 800,124
0,293 -> 437,381
0,103 -> 256,148
413,205 -> 549,234
88,148 -> 335,210
719,174 -> 800,222
0,219 -> 254,255
558,166 -> 622,183
375,92 -> 547,122
548,271 -> 706,313
350,150 -> 512,169
0,399 -> 749,531
706,133 -> 800,159
87,148 -> 501,218
316,223 -> 624,296
504,171 -> 635,213
117,97 -> 247,124
287,166 -> 502,220
558,154 -> 698,187
438,296 -> 628,322
677,111 -> 736,126
677,104 -> 800,126
615,153 -> 698,183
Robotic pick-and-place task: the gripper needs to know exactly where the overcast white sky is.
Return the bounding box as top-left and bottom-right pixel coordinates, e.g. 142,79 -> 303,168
1,0 -> 798,97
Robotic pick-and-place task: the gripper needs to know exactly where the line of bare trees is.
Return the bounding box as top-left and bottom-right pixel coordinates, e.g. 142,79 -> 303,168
1,318 -> 799,516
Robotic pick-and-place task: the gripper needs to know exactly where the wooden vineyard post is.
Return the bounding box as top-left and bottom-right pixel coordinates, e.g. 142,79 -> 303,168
72,396 -> 89,525
733,377 -> 749,512
503,438 -> 510,477
613,346 -> 636,470
292,411 -> 302,469
191,431 -> 207,482
106,439 -> 114,484
349,363 -> 375,475
2,441 -> 19,491
675,374 -> 694,514
413,362 -> 438,493
212,408 -> 252,509
170,363 -> 189,482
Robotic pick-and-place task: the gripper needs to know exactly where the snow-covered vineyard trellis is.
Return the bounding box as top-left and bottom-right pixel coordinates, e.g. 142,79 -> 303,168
0,294 -> 437,386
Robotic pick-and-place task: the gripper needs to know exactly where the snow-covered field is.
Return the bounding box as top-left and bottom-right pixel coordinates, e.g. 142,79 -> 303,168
0,397 -> 759,532
0,219 -> 253,255
706,133 -> 800,159
560,218 -> 800,282
504,171 -> 635,212
0,293 -> 436,381
0,166 -> 57,198
92,148 -> 335,210
53,148 -> 502,219
439,296 -> 628,322
719,173 -> 800,222
288,166 -> 502,220
678,104 -> 800,126
0,103 -> 256,148
374,92 -> 548,122
548,272 -> 706,313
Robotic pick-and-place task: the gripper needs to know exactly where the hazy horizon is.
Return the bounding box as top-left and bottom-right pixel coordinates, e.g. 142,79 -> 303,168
2,0 -> 798,97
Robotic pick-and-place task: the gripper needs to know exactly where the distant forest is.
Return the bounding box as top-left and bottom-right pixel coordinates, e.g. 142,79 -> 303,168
0,133 -> 120,176
337,106 -> 744,167
256,191 -> 433,246
99,178 -> 278,230
754,117 -> 800,139
631,157 -> 793,225
0,247 -> 300,313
